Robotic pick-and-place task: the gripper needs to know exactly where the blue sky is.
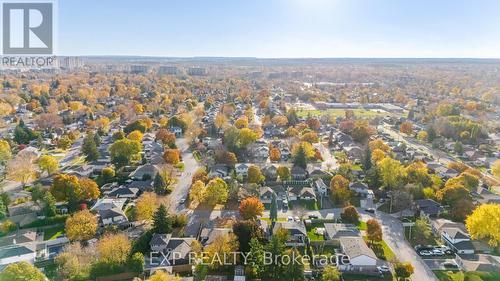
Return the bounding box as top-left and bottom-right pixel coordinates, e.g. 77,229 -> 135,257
57,0 -> 500,58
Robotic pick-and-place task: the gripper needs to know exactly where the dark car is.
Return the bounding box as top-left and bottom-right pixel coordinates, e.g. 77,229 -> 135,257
365,208 -> 376,214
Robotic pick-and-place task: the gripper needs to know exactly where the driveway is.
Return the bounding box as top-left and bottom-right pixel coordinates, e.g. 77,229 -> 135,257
376,211 -> 439,281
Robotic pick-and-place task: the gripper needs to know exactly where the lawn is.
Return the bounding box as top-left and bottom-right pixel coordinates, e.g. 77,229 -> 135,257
193,151 -> 202,162
434,271 -> 500,281
357,221 -> 367,231
43,225 -> 65,240
404,225 -> 439,247
363,236 -> 397,262
260,217 -> 287,223
296,108 -> 391,119
306,222 -> 325,241
290,200 -> 319,210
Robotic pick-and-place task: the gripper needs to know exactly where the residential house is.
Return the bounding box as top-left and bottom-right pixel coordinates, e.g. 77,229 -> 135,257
287,186 -> 316,201
104,186 -> 140,199
272,221 -> 307,246
415,199 -> 444,218
324,223 -> 360,240
259,185 -> 286,204
148,233 -> 196,273
349,182 -> 374,199
97,208 -> 129,227
314,179 -> 328,196
91,198 -> 127,212
208,164 -> 230,179
291,166 -> 308,180
199,226 -> 233,246
441,227 -> 475,255
338,237 -> 380,273
262,165 -> 278,181
130,164 -> 159,180
0,245 -> 35,266
126,179 -> 154,192
235,163 -> 251,177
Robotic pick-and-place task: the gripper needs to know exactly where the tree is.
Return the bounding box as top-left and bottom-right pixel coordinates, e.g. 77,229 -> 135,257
282,248 -> 306,281
163,149 -> 180,164
110,138 -> 142,167
189,180 -> 206,204
371,149 -> 386,164
247,165 -> 263,184
14,120 -> 37,144
100,167 -> 115,183
0,261 -> 46,281
269,147 -> 281,162
270,193 -> 278,222
378,157 -> 405,189
153,204 -> 173,234
153,173 -> 167,195
436,182 -> 473,221
301,131 -> 319,143
369,139 -> 390,152
233,220 -> 263,252
124,120 -> 146,134
129,252 -> 144,274
239,197 -> 265,220
238,128 -> 258,148
248,237 -> 265,278
0,139 -> 12,165
306,118 -> 321,131
413,218 -> 433,245
204,177 -> 228,205
322,265 -> 341,281
394,262 -> 414,280
400,121 -> 413,135
192,168 -> 208,184
493,160 -> 500,179
77,178 -> 100,201
330,175 -> 349,190
205,233 -> 239,269
156,129 -> 176,147
65,209 -> 98,241
277,166 -> 290,181
150,270 -> 181,281
417,131 -> 428,142
466,204 -> 500,247
293,143 -> 308,169
38,155 -> 59,175
235,116 -> 249,129
127,130 -> 144,142
42,192 -> 57,217
366,219 -> 382,244
340,205 -> 359,224
136,192 -> 157,220
96,233 -> 131,265
6,153 -> 37,186
82,133 -> 99,162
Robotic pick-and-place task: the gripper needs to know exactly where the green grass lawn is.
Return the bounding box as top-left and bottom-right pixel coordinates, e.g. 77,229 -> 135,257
290,200 -> 319,210
296,108 -> 391,119
175,162 -> 186,171
43,225 -> 65,240
404,226 -> 439,247
363,236 -> 397,262
193,151 -> 202,162
434,271 -> 500,281
306,222 -> 325,241
261,217 -> 286,222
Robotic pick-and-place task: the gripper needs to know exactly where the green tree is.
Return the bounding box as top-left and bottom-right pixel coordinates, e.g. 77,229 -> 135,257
248,237 -> 265,278
277,166 -> 290,181
153,204 -> 172,234
204,177 -> 229,205
394,262 -> 414,280
413,218 -> 433,245
247,165 -> 263,184
82,133 -> 99,162
322,265 -> 341,281
270,193 -> 278,222
129,252 -> 144,273
282,248 -> 306,281
293,144 -> 308,169
340,205 -> 359,224
42,192 -> 57,217
109,138 -> 142,168
153,173 -> 167,195
378,157 -> 405,189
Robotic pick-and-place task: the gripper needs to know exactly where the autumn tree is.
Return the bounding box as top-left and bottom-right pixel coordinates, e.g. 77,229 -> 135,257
330,175 -> 349,190
38,155 -> 59,175
156,129 -> 176,147
277,166 -> 290,181
366,219 -> 382,244
127,130 -> 144,142
0,139 -> 12,165
400,121 -> 413,135
493,160 -> 500,179
6,153 -> 37,186
378,157 -> 405,189
0,261 -> 46,281
394,262 -> 414,280
369,139 -> 391,152
110,138 -> 142,168
466,204 -> 500,247
205,233 -> 239,269
96,233 -> 131,265
136,192 -> 158,220
189,180 -> 206,204
247,165 -> 263,184
269,147 -> 281,162
65,209 -> 98,241
239,197 -> 265,220
191,168 -> 208,184
235,116 -> 249,129
150,270 -> 181,281
163,149 -> 180,164
340,205 -> 359,224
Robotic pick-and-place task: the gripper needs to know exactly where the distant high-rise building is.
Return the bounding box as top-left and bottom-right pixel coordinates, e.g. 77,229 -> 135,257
187,67 -> 207,76
61,57 -> 84,71
130,65 -> 150,74
158,66 -> 179,75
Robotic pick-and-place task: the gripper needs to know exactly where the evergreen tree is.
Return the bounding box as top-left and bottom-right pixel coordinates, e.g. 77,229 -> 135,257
270,193 -> 278,222
248,238 -> 265,278
0,199 -> 7,220
153,204 -> 172,234
42,193 -> 56,217
82,133 -> 99,162
153,174 -> 167,195
293,145 -> 307,169
363,147 -> 372,171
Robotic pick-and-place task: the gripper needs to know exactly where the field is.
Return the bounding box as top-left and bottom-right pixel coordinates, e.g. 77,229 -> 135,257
296,108 -> 391,119
43,225 -> 65,240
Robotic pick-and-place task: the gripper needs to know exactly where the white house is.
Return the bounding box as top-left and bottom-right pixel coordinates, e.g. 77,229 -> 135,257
235,163 -> 251,177
314,179 -> 328,195
98,208 -> 128,226
338,237 -> 379,273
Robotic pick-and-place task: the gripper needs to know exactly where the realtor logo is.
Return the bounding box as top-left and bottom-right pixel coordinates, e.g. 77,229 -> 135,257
2,2 -> 53,54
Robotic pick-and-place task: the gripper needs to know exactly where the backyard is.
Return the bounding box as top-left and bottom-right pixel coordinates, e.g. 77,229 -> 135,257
363,236 -> 397,261
434,271 -> 500,281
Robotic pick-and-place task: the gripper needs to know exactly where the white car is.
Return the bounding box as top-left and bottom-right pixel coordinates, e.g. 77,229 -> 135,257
179,198 -> 186,204
377,266 -> 390,272
287,216 -> 294,222
419,250 -> 432,256
432,249 -> 445,256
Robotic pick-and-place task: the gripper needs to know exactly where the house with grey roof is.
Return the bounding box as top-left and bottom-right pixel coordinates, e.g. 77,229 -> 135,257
0,245 -> 35,266
324,223 -> 360,240
338,237 -> 382,273
272,221 -> 307,246
148,233 -> 196,274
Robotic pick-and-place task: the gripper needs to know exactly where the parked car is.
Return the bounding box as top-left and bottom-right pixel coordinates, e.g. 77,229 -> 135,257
432,249 -> 445,256
365,208 -> 376,214
419,250 -> 432,256
287,216 -> 294,222
443,262 -> 459,269
377,266 -> 390,272
308,214 -> 319,219
179,198 -> 186,204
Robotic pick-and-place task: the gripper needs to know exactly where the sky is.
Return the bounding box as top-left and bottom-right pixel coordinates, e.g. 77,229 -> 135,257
57,0 -> 500,58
